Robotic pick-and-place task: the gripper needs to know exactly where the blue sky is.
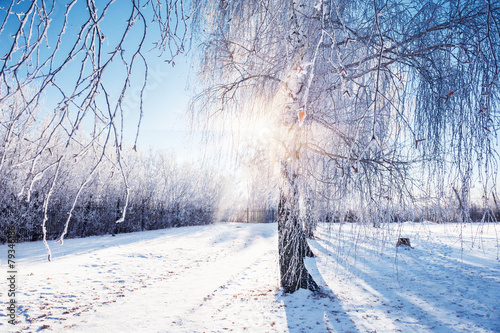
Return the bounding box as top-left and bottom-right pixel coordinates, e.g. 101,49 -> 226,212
0,0 -> 200,161
120,56 -> 197,159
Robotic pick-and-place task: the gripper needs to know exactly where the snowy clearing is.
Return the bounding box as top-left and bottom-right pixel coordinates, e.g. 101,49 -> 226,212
1,222 -> 499,332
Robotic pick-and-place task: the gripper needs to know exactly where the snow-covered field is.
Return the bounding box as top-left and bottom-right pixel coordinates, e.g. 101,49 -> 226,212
1,222 -> 499,332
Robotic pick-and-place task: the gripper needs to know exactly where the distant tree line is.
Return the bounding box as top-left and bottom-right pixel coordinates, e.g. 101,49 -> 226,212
0,142 -> 223,243
320,201 -> 500,224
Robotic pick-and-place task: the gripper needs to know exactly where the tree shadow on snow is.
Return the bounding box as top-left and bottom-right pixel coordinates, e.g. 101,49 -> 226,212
277,257 -> 359,333
308,233 -> 500,333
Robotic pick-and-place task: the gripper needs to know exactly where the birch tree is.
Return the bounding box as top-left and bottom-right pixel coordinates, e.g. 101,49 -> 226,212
191,0 -> 500,292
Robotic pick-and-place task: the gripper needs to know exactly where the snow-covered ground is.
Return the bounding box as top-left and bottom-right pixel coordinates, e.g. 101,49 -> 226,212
0,222 -> 499,332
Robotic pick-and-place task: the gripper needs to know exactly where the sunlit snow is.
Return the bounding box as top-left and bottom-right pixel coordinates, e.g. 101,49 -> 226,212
1,222 -> 499,332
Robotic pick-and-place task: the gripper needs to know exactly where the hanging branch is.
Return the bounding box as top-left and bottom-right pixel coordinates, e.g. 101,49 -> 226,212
0,0 -> 190,259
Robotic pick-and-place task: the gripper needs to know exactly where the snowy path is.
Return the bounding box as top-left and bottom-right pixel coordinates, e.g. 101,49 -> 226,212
62,224 -> 280,332
1,222 -> 499,332
1,224 -> 288,332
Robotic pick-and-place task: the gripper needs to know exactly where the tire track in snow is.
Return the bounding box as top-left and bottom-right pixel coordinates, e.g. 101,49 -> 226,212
181,247 -> 281,332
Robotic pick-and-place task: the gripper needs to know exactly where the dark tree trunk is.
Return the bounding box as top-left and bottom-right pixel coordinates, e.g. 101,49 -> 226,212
278,162 -> 319,294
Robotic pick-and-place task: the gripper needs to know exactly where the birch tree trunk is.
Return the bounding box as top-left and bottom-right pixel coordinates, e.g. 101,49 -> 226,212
278,161 -> 318,293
